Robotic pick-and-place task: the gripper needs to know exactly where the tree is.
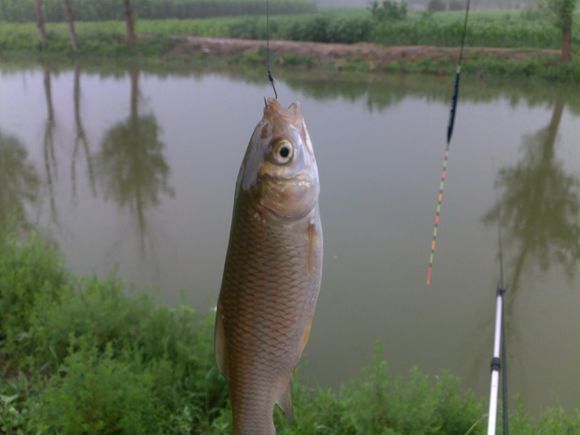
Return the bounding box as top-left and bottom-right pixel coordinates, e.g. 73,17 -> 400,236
123,0 -> 137,46
62,0 -> 79,52
34,0 -> 47,48
545,0 -> 578,62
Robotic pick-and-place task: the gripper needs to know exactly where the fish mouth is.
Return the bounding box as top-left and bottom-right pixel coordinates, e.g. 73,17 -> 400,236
264,98 -> 304,130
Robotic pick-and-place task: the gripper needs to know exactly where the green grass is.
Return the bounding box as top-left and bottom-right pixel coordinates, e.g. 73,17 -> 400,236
2,225 -> 580,433
372,10 -> 578,48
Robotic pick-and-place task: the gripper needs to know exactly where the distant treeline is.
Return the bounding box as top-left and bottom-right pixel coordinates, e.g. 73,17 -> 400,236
0,0 -> 317,22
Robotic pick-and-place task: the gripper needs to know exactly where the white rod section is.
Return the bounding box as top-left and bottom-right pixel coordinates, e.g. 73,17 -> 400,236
487,289 -> 504,435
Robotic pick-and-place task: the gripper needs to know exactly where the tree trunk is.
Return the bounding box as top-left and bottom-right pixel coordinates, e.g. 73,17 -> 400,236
63,0 -> 79,52
34,0 -> 47,48
123,0 -> 137,46
561,18 -> 573,62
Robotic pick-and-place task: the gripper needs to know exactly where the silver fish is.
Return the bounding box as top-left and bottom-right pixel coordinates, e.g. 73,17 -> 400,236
215,98 -> 323,435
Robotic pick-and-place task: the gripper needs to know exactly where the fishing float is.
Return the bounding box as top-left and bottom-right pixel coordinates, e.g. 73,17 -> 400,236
426,0 -> 471,286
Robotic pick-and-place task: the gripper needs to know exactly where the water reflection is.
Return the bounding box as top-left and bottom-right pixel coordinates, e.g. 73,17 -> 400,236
94,66 -> 174,258
0,131 -> 39,229
284,72 -> 580,114
484,99 -> 580,296
71,62 -> 97,203
42,65 -> 58,225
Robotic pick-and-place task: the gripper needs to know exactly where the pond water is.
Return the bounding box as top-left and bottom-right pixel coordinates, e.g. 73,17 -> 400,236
1,62 -> 580,414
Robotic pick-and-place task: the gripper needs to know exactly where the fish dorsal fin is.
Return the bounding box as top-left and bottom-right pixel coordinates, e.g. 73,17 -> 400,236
276,382 -> 294,423
214,304 -> 228,378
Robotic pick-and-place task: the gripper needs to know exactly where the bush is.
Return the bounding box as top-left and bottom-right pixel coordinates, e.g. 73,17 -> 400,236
0,230 -> 67,352
370,0 -> 408,22
30,344 -> 161,433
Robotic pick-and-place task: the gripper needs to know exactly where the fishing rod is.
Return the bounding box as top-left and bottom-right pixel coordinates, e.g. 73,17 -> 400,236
426,0 -> 471,286
265,0 -> 278,99
487,195 -> 509,435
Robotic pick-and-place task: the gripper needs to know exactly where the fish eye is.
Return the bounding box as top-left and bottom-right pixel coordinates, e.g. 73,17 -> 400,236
272,140 -> 294,165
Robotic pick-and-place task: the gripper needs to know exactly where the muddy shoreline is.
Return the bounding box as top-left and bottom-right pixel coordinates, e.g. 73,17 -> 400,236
168,36 -> 561,71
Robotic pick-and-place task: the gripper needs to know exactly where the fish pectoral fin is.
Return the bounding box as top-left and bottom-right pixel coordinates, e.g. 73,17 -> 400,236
214,304 -> 228,378
276,381 -> 294,423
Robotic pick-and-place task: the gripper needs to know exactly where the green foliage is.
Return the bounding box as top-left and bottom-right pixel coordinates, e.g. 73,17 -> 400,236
0,376 -> 32,434
543,0 -> 578,29
297,358 -> 486,434
0,230 -> 67,351
371,1 -> 408,22
0,0 -> 317,22
370,10 -> 575,48
31,344 -> 161,433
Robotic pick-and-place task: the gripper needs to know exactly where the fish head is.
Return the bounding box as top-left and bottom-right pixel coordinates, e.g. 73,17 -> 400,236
236,98 -> 320,220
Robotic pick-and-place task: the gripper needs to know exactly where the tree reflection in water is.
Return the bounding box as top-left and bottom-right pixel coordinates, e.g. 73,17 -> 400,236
42,64 -> 58,225
71,61 -> 97,203
485,99 -> 580,298
0,131 -> 40,229
95,66 -> 174,259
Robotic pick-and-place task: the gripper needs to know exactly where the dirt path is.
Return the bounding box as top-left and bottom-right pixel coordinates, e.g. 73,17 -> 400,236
169,36 -> 559,69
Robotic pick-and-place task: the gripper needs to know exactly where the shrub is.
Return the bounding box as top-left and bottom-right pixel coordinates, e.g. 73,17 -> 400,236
0,229 -> 67,353
30,344 -> 161,433
371,0 -> 408,22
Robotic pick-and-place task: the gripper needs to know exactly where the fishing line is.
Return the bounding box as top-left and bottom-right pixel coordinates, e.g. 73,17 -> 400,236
426,0 -> 471,286
265,0 -> 278,99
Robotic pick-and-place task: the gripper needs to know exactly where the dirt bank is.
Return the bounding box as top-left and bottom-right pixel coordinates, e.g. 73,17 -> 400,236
168,36 -> 560,70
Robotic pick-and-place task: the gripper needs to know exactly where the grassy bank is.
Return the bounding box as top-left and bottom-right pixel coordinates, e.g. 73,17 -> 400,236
2,10 -> 580,49
1,10 -> 580,82
1,226 -> 580,433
